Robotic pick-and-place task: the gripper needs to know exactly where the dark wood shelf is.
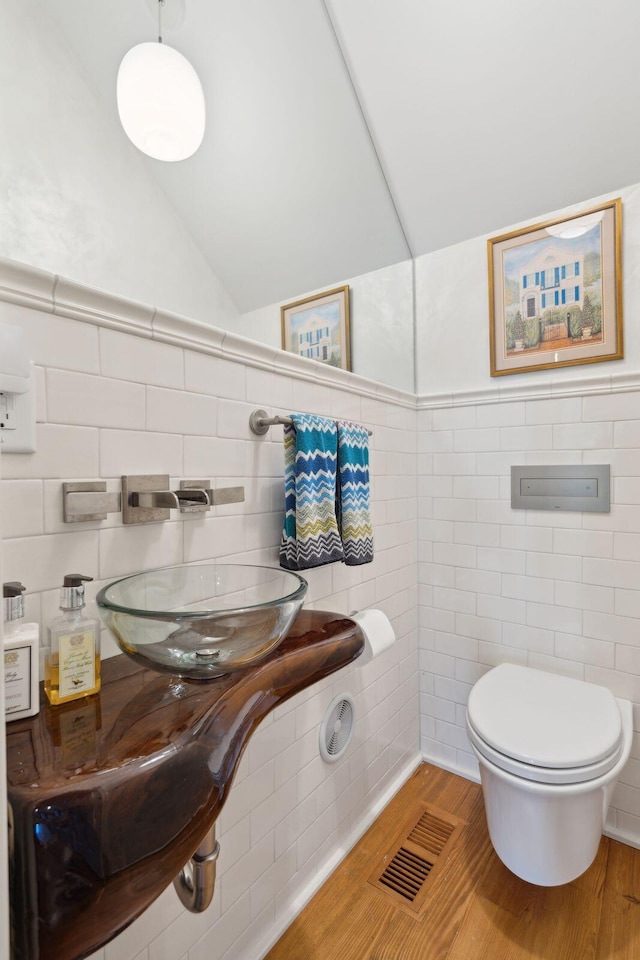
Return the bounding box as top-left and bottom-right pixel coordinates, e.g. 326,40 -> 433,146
6,610 -> 364,960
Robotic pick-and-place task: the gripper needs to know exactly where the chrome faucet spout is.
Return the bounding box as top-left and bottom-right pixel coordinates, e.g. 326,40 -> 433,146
176,488 -> 210,506
133,490 -> 180,509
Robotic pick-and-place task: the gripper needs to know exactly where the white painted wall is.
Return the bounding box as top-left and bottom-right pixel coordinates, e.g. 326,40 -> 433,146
0,265 -> 419,960
416,183 -> 640,397
415,182 -> 640,848
0,0 -> 239,329
239,260 -> 415,392
0,452 -> 10,960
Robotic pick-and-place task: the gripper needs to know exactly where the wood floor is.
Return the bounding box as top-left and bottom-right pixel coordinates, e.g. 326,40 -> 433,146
266,764 -> 640,960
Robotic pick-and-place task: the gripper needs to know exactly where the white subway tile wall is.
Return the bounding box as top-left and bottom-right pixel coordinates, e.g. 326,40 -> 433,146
418,395 -> 640,839
0,306 -> 419,960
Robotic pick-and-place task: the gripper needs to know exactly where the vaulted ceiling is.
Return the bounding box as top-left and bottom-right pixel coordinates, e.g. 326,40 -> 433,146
41,0 -> 640,312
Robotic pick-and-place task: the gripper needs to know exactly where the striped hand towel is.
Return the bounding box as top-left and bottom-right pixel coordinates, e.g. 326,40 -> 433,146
337,420 -> 374,566
279,414 -> 344,571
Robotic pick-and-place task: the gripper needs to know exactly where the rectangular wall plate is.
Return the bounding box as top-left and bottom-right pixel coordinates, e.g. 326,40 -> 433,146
122,474 -> 172,525
511,465 -> 610,512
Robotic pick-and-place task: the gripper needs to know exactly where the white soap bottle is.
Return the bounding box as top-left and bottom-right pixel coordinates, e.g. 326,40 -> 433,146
3,581 -> 40,721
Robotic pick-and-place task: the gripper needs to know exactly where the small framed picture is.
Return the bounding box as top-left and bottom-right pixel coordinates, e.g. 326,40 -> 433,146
281,285 -> 351,371
488,198 -> 623,376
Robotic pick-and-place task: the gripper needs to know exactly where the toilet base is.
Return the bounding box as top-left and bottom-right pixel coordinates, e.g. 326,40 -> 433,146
478,760 -> 607,886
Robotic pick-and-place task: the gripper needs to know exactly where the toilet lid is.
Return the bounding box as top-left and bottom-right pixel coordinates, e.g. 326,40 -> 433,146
467,664 -> 622,770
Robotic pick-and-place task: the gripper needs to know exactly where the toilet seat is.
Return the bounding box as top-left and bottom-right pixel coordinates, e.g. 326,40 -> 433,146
467,715 -> 623,784
466,663 -> 624,786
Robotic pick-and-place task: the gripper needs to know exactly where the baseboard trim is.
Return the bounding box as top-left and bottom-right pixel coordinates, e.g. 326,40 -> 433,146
250,751 -> 423,960
420,752 -> 640,853
420,750 -> 481,784
245,750 -> 640,960
604,824 -> 640,851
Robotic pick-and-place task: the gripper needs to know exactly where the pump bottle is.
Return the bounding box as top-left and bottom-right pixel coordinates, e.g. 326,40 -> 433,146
45,574 -> 101,705
3,581 -> 40,720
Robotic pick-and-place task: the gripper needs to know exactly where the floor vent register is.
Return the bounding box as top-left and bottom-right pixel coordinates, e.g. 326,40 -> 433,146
368,803 -> 465,918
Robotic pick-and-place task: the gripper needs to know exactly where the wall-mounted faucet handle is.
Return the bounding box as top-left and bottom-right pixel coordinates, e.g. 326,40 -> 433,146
181,481 -> 245,509
209,486 -> 244,506
63,482 -> 122,523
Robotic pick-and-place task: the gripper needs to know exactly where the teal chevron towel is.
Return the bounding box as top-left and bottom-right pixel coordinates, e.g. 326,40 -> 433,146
337,421 -> 374,566
279,414 -> 344,570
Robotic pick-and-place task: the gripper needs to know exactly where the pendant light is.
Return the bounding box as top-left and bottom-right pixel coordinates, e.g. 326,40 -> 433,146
117,0 -> 205,162
546,211 -> 602,240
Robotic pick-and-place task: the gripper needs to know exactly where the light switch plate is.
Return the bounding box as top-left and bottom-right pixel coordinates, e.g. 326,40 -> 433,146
0,363 -> 36,453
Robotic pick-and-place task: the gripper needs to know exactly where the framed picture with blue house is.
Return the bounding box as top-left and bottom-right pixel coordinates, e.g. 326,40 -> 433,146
281,285 -> 351,371
488,198 -> 623,376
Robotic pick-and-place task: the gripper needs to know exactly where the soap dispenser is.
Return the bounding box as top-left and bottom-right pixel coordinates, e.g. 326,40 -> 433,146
3,581 -> 40,721
45,574 -> 101,705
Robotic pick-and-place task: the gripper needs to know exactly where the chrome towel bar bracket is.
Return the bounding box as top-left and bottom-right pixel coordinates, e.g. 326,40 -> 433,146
249,408 -> 372,436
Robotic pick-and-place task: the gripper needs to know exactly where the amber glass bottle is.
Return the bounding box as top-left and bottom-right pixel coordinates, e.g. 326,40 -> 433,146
45,574 -> 101,705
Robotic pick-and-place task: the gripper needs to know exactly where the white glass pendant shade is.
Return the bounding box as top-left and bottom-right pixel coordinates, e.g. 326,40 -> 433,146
117,41 -> 205,162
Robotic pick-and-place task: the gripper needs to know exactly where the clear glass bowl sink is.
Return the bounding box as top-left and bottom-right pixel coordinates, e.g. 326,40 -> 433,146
96,564 -> 307,679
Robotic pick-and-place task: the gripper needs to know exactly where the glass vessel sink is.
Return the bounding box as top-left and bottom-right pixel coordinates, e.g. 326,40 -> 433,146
97,564 -> 307,679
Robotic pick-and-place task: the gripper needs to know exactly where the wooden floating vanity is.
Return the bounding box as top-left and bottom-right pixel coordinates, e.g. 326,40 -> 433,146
6,611 -> 364,960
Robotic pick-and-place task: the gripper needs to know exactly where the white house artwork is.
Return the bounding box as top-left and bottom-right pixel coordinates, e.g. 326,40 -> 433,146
281,285 -> 351,371
520,248 -> 584,322
293,311 -> 333,361
505,224 -> 601,356
488,199 -> 622,376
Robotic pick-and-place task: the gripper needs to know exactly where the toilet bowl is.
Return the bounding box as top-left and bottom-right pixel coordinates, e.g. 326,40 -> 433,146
466,663 -> 633,886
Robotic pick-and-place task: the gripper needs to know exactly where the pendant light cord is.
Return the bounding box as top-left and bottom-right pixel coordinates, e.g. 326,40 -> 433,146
158,0 -> 164,43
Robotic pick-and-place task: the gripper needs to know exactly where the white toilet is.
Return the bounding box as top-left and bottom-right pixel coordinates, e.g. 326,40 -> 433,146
466,663 -> 633,886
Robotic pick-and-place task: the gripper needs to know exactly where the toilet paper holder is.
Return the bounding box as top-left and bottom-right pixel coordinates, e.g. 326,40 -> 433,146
350,609 -> 396,664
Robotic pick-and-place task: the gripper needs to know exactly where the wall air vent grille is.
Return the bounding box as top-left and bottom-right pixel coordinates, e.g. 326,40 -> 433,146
319,693 -> 355,763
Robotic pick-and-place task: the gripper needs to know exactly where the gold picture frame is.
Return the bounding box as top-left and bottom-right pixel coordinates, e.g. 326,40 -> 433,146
488,198 -> 623,376
281,285 -> 351,371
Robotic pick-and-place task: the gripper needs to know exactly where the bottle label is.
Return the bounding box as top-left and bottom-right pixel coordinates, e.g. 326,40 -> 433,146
4,645 -> 32,714
58,631 -> 96,699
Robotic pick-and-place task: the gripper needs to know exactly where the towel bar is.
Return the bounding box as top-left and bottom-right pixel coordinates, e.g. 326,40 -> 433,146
249,409 -> 372,437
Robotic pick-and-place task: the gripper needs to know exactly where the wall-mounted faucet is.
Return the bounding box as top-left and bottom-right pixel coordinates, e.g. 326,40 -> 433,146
133,487 -> 209,511
122,475 -> 244,525
62,477 -> 244,524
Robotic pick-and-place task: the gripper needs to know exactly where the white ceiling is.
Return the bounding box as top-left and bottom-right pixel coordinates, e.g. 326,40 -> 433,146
330,0 -> 640,256
41,0 -> 640,313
